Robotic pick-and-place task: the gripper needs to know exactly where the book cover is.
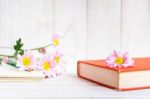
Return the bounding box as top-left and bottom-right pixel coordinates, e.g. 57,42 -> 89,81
77,57 -> 150,91
0,64 -> 42,82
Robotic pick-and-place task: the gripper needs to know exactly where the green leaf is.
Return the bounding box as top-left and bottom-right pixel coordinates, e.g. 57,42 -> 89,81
17,38 -> 21,45
14,45 -> 17,50
20,44 -> 23,48
13,38 -> 24,57
19,49 -> 24,55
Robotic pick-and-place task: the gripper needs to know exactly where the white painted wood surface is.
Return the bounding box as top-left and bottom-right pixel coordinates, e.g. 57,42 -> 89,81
53,0 -> 87,60
0,0 -> 54,48
0,0 -> 150,60
87,0 -> 121,59
122,0 -> 150,57
0,73 -> 150,99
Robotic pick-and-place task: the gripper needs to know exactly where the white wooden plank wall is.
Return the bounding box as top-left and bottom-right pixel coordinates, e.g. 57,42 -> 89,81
87,0 -> 121,59
0,0 -> 150,69
122,0 -> 150,57
53,0 -> 87,60
0,0 -> 54,54
52,0 -> 87,71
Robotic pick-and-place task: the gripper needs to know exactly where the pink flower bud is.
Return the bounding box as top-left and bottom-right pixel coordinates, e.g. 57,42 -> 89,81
2,57 -> 9,64
38,48 -> 46,54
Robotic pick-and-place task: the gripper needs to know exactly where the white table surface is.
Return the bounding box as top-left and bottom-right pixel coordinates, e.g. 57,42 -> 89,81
0,72 -> 150,99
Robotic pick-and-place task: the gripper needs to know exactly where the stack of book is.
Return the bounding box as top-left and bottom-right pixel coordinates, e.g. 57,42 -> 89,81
77,58 -> 150,91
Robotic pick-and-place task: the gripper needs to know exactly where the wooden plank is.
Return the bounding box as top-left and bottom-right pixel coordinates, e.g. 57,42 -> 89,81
87,0 -> 121,59
122,0 -> 150,57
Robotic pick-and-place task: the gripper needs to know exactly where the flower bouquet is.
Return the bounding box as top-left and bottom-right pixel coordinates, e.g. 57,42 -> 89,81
0,34 -> 65,78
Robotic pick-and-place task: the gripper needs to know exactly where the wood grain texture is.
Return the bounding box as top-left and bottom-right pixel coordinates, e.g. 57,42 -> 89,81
0,0 -> 150,68
87,0 -> 121,59
0,0 -> 54,48
122,0 -> 150,57
0,73 -> 150,98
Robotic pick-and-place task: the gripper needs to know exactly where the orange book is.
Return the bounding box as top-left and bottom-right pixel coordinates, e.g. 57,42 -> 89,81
77,58 -> 150,91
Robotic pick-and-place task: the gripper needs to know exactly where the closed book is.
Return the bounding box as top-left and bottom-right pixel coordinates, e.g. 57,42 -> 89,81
77,58 -> 150,91
0,64 -> 42,82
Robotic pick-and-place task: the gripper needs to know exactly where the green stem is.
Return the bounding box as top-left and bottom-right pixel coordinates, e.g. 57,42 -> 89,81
0,44 -> 52,51
27,44 -> 53,50
7,60 -> 17,68
0,54 -> 14,58
0,58 -> 17,68
0,44 -> 53,57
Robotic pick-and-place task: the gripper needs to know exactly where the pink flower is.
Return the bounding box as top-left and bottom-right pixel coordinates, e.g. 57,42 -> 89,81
51,34 -> 61,47
2,57 -> 9,64
40,54 -> 56,78
53,50 -> 64,65
106,50 -> 134,68
17,51 -> 36,71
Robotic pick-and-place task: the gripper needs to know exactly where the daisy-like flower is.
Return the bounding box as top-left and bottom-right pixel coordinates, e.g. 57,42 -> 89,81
51,34 -> 61,47
106,50 -> 134,68
40,55 -> 56,78
54,50 -> 63,65
53,50 -> 65,75
17,51 -> 35,71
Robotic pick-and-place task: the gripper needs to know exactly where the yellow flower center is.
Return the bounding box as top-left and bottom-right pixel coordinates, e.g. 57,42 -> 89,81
53,39 -> 59,46
55,57 -> 60,64
115,57 -> 124,65
43,61 -> 51,71
22,57 -> 31,67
